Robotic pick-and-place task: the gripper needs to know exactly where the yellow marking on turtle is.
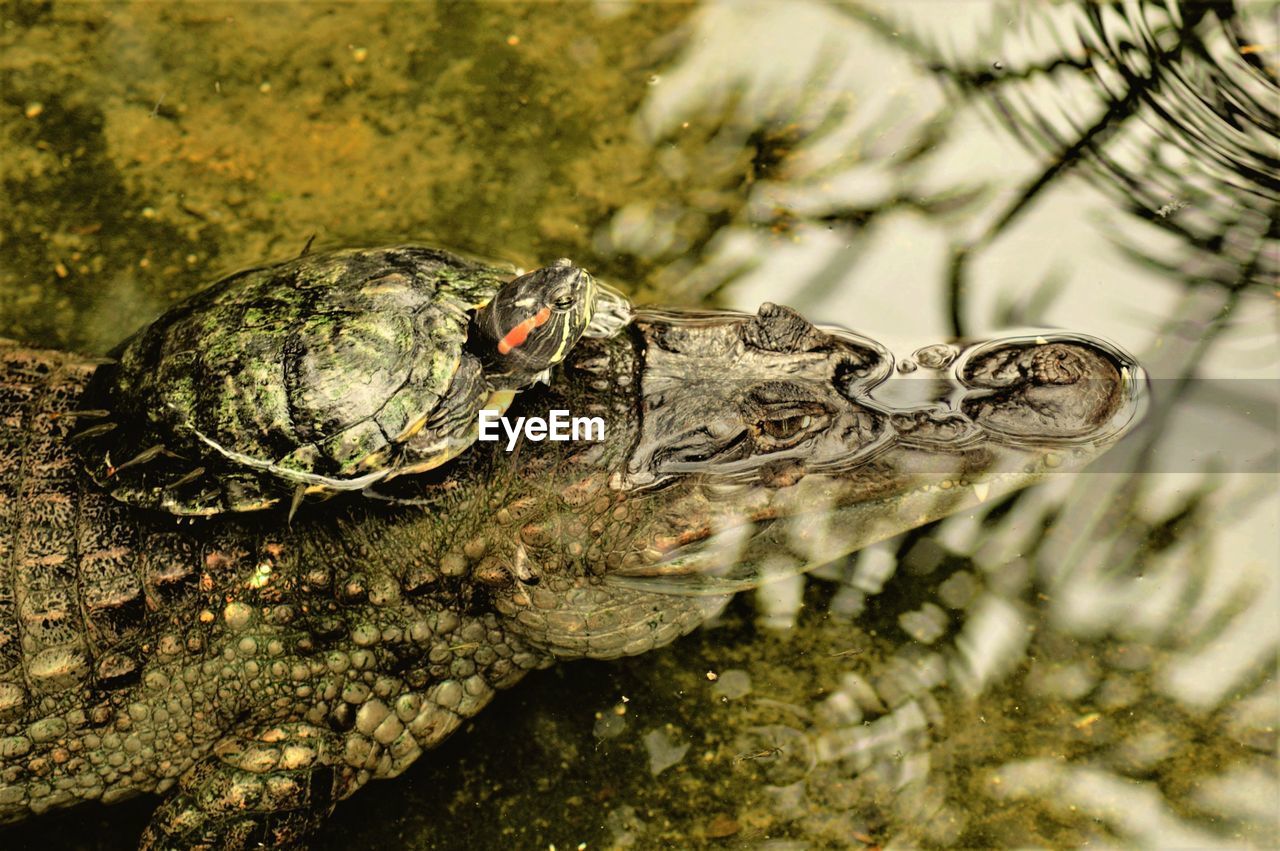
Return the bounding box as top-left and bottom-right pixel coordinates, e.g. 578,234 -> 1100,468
483,388 -> 517,413
388,389 -> 517,477
391,412 -> 432,444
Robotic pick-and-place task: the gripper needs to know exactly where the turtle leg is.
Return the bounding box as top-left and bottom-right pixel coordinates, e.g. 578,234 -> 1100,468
359,485 -> 452,506
287,484 -> 308,525
139,723 -> 359,851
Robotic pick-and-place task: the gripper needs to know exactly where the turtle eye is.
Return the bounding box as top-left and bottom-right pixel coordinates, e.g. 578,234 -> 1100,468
548,283 -> 577,311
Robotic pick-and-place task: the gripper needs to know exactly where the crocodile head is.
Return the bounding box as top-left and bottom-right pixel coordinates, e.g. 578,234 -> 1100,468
376,303 -> 1146,663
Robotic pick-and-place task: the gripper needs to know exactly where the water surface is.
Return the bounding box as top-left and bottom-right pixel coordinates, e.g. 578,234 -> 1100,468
1,2 -> 1275,848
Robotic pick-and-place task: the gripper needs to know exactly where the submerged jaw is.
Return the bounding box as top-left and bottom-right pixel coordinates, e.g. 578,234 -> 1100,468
606,450 -> 1071,597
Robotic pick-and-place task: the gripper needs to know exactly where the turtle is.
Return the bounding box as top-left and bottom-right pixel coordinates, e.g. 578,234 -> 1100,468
75,245 -> 631,516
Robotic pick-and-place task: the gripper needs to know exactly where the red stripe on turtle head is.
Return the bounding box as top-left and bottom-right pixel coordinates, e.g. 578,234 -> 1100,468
496,306 -> 553,355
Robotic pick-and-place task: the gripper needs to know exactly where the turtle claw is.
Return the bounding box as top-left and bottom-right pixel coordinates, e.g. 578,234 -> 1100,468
287,485 -> 307,526
69,421 -> 118,441
359,485 -> 447,507
163,466 -> 207,491
49,408 -> 110,420
107,443 -> 177,477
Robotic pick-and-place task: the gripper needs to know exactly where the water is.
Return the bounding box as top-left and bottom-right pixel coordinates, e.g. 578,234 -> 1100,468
1,1 -> 1275,848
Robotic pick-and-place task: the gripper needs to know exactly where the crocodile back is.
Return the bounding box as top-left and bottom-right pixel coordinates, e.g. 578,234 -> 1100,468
0,342 -> 177,728
0,339 -> 537,821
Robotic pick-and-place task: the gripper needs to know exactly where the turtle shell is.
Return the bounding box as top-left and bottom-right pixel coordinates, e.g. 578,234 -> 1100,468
82,246 -> 512,515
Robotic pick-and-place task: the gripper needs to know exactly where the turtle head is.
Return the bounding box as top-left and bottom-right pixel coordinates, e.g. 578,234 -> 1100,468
475,259 -> 597,378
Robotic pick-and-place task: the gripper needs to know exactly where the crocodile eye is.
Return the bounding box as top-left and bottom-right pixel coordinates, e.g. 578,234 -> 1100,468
752,409 -> 827,449
760,414 -> 810,440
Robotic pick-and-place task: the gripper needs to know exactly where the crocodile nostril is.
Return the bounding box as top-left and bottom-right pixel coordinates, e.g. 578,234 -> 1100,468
1028,344 -> 1086,384
960,341 -> 1126,440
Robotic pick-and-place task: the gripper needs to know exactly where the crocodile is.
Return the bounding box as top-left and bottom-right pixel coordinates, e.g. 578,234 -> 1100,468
0,302 -> 1144,849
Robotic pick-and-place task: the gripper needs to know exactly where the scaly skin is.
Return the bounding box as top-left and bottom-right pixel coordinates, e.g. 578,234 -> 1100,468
0,305 -> 1144,849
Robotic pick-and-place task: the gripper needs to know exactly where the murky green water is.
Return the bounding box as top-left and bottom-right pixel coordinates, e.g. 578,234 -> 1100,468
1,1 -> 1276,849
